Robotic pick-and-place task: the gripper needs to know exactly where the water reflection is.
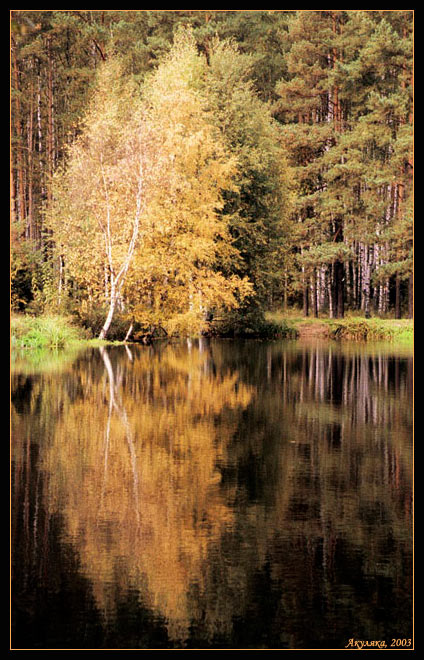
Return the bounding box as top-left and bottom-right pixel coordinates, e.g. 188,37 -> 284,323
11,339 -> 413,649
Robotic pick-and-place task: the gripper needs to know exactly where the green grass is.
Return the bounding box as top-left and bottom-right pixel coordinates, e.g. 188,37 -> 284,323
11,313 -> 129,350
11,314 -> 87,350
266,310 -> 413,343
11,311 -> 413,349
327,317 -> 413,342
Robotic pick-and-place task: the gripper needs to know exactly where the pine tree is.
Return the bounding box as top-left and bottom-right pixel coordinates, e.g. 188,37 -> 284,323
274,10 -> 413,317
204,37 -> 294,327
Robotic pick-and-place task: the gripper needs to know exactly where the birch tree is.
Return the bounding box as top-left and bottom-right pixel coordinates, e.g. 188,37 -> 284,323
124,28 -> 253,336
46,40 -> 251,337
46,58 -> 161,338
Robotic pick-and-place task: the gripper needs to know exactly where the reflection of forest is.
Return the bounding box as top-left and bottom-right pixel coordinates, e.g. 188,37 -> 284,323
215,341 -> 413,645
11,340 -> 413,647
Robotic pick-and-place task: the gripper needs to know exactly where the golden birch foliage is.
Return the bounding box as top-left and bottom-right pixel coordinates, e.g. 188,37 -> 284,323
47,39 -> 251,333
127,28 -> 252,334
45,58 -> 161,313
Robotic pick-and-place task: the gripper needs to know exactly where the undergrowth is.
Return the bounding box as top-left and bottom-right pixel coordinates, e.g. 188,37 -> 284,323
11,314 -> 85,349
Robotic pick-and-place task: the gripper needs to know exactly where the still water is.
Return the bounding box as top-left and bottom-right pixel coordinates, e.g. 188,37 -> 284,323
11,339 -> 413,649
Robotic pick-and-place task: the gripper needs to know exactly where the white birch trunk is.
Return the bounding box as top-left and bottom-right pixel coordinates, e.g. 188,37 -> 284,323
98,161 -> 144,340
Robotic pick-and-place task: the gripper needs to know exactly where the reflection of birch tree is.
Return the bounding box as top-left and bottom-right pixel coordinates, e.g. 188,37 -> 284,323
99,346 -> 140,523
11,341 -> 413,646
36,343 -> 252,640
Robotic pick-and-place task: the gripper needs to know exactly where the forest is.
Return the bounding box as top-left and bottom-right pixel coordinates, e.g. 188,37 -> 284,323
10,10 -> 414,340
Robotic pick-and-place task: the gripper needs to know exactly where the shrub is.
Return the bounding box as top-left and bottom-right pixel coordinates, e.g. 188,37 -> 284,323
213,308 -> 298,339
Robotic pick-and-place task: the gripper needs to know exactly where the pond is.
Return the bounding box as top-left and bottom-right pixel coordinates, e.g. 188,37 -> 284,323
11,338 -> 413,649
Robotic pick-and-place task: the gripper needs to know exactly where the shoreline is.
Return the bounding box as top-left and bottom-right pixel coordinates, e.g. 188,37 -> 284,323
11,312 -> 413,352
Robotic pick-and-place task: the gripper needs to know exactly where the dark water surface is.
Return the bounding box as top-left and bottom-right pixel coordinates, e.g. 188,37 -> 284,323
11,339 -> 413,649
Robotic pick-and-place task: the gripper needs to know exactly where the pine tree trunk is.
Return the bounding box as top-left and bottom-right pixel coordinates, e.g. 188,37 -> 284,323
11,159 -> 16,225
303,270 -> 309,317
361,243 -> 371,318
345,259 -> 351,309
12,36 -> 26,226
332,218 -> 345,318
283,270 -> 288,310
334,259 -> 344,318
384,278 -> 390,315
408,272 -> 413,319
46,35 -> 54,203
27,67 -> 34,242
395,274 -> 401,319
37,68 -> 44,212
378,281 -> 384,316
329,264 -> 334,319
352,250 -> 358,310
331,12 -> 342,133
312,270 -> 318,318
319,266 -> 326,311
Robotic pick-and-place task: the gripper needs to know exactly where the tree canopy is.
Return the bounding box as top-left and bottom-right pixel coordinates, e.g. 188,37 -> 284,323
11,10 -> 414,335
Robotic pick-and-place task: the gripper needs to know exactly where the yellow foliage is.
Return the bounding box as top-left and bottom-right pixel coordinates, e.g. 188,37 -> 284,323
41,344 -> 253,639
46,38 -> 252,333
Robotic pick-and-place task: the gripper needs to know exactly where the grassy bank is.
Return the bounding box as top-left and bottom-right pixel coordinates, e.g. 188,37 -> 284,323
266,311 -> 413,343
11,314 -> 87,349
11,311 -> 413,350
10,313 -> 121,350
326,317 -> 413,342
